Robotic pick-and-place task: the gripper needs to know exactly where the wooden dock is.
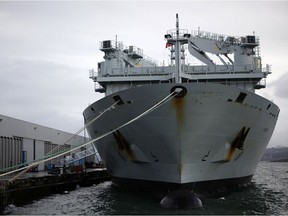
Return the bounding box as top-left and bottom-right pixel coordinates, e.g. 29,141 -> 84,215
0,168 -> 109,212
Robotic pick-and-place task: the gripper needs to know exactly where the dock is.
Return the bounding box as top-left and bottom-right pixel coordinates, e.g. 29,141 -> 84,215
0,168 -> 109,212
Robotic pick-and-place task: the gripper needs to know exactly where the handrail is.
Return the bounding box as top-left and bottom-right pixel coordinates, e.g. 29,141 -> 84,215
99,40 -> 160,66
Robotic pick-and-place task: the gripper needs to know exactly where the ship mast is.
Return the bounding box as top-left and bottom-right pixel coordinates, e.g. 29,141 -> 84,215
164,14 -> 189,83
175,14 -> 181,83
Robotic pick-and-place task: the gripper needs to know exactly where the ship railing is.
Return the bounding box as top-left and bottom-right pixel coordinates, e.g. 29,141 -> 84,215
191,30 -> 261,48
191,29 -> 244,45
92,65 -> 169,79
108,66 -> 173,76
167,29 -> 189,38
58,147 -> 101,166
95,63 -> 266,78
126,47 -> 161,66
254,78 -> 266,89
95,82 -> 105,92
99,40 -> 161,66
183,64 -> 257,74
192,29 -> 226,42
255,37 -> 261,57
89,69 -> 98,80
143,55 -> 162,66
258,78 -> 266,86
99,40 -> 124,51
262,64 -> 272,73
127,45 -> 143,58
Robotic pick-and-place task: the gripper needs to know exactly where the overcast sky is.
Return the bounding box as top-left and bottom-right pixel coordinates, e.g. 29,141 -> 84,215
0,1 -> 287,147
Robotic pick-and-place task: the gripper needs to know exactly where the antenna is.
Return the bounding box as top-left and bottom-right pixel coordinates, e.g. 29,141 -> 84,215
175,13 -> 181,83
176,13 -> 179,37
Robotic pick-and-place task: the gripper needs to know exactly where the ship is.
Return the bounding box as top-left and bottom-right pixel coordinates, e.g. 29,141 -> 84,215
83,14 -> 279,194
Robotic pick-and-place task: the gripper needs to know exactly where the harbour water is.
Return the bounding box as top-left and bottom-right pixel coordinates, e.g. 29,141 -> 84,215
4,162 -> 288,215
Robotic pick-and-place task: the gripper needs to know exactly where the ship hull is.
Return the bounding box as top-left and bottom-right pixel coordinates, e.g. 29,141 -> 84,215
83,83 -> 279,192
110,174 -> 253,194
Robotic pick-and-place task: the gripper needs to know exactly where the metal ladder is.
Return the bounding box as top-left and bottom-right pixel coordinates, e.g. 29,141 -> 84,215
60,147 -> 100,165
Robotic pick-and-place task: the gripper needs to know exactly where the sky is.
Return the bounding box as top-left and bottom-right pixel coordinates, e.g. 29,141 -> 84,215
0,1 -> 287,147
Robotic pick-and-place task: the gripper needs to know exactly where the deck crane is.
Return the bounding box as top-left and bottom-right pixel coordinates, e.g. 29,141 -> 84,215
187,31 -> 260,69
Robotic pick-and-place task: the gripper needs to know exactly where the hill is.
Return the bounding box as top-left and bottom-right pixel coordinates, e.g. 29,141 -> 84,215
261,147 -> 288,162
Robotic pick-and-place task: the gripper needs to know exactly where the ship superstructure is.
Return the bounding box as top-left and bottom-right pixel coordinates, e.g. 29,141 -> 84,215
84,15 -> 279,193
90,15 -> 269,96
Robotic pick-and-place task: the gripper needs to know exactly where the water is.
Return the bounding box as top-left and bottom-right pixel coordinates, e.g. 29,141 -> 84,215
5,162 -> 288,215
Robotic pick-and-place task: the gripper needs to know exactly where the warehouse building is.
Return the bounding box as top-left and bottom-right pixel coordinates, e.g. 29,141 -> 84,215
0,114 -> 93,172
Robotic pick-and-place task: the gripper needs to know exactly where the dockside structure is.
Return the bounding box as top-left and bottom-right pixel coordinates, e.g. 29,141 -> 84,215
0,114 -> 92,172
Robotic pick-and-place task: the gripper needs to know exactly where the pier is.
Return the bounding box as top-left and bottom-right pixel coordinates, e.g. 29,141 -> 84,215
0,168 -> 109,212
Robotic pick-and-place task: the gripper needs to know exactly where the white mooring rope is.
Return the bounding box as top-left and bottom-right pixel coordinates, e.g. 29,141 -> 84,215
45,100 -> 120,157
0,91 -> 177,181
0,101 -> 120,181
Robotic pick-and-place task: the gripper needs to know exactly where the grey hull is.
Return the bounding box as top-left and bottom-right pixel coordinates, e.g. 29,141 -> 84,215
83,83 -> 279,188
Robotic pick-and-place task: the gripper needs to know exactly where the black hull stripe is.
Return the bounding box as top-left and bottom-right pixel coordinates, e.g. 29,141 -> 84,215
111,175 -> 253,194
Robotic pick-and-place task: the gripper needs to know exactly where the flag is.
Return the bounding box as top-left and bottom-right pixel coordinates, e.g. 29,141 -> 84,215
166,43 -> 172,48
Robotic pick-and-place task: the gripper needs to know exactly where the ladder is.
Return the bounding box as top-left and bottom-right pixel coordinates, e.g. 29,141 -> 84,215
60,147 -> 100,165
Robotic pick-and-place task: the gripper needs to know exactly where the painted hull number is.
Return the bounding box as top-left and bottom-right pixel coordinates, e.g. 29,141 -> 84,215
202,150 -> 210,161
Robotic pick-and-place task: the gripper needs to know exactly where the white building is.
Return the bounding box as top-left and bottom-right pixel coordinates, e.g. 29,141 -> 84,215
0,114 -> 91,171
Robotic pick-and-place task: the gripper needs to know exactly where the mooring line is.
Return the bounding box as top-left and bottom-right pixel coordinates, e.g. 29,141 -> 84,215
45,100 -> 119,157
1,91 -> 176,181
0,101 -> 119,177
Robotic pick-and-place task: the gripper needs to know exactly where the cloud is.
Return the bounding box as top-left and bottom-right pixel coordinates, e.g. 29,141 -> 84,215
262,72 -> 288,147
270,72 -> 288,100
0,1 -> 287,147
0,57 -> 100,133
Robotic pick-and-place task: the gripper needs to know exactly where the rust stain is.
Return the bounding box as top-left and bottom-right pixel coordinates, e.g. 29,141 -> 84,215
173,97 -> 186,126
113,130 -> 136,161
179,163 -> 183,176
226,148 -> 236,161
226,127 -> 250,161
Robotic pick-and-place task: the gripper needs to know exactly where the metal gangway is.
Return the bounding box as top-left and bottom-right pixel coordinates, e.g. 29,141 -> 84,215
60,147 -> 101,166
